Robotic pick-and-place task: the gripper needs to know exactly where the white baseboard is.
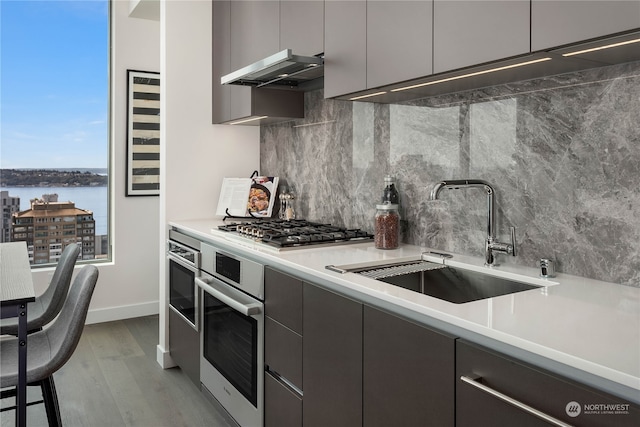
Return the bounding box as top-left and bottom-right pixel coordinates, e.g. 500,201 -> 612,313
85,300 -> 159,325
157,344 -> 177,369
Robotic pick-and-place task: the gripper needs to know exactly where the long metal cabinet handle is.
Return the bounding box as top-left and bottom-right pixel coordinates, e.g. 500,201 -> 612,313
195,277 -> 262,316
266,369 -> 303,398
460,376 -> 573,427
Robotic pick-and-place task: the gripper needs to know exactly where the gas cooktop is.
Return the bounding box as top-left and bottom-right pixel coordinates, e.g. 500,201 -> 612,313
217,219 -> 374,249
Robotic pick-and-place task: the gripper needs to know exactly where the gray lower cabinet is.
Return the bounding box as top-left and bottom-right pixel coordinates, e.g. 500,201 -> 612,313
303,283 -> 363,427
363,306 -> 456,426
168,308 -> 199,386
456,340 -> 640,427
264,267 -> 303,427
433,0 -> 530,74
265,267 -> 303,335
302,284 -> 456,427
531,0 -> 640,51
265,267 -> 639,427
265,372 -> 302,427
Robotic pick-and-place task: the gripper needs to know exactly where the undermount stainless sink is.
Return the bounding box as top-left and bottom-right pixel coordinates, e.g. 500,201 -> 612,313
326,258 -> 544,304
378,265 -> 540,304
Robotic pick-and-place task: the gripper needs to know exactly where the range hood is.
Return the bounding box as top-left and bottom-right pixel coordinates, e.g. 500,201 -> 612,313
221,49 -> 324,89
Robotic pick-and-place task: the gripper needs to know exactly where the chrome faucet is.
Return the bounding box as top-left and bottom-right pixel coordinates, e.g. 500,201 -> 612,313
429,179 -> 516,267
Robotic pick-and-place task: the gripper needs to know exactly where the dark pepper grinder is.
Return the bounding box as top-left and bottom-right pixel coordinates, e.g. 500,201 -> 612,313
382,175 -> 399,204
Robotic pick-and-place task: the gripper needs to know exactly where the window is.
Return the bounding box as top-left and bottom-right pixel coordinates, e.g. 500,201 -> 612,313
0,0 -> 110,265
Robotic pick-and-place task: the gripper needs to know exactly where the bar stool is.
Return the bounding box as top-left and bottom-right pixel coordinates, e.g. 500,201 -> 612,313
0,243 -> 80,336
0,265 -> 99,426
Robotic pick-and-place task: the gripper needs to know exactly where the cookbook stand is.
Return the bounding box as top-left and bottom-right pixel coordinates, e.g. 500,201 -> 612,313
223,208 -> 260,222
222,170 -> 262,222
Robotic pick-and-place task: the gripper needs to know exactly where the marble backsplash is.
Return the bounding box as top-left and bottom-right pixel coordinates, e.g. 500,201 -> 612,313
260,61 -> 640,287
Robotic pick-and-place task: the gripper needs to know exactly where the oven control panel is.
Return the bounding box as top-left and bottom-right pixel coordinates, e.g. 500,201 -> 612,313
201,242 -> 264,301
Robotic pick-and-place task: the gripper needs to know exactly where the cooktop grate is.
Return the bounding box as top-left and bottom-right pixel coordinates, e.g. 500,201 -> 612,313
218,219 -> 374,248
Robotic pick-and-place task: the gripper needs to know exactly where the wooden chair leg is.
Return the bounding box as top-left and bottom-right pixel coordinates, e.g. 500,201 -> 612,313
41,376 -> 62,427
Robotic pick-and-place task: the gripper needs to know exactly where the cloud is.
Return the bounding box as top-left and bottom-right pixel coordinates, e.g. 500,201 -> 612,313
11,132 -> 38,140
61,130 -> 88,143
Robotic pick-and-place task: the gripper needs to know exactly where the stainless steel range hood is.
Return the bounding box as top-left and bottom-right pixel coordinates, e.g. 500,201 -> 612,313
221,49 -> 324,89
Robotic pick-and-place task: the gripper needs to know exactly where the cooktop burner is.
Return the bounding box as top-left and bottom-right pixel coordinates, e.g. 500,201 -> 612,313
218,219 -> 374,249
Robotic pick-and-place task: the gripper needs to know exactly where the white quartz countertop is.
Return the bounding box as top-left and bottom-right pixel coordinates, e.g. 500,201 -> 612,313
170,218 -> 640,402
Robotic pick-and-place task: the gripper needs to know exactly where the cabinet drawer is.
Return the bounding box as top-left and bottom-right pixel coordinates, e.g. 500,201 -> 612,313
265,317 -> 302,390
168,308 -> 199,386
457,340 -> 640,427
265,372 -> 302,427
265,266 -> 303,334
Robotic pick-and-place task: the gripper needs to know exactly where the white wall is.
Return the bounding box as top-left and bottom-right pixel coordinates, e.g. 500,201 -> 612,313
157,0 -> 260,367
30,0 -> 162,323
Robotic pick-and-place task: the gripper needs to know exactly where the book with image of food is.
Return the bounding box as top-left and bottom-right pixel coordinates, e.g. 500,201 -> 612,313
216,176 -> 279,218
247,176 -> 278,217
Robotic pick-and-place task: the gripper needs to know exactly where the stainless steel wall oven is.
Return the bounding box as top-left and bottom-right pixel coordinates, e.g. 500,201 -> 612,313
198,243 -> 264,427
167,230 -> 201,330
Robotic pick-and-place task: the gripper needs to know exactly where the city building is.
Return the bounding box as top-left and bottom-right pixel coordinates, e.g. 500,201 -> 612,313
1,190 -> 21,243
11,195 -> 95,264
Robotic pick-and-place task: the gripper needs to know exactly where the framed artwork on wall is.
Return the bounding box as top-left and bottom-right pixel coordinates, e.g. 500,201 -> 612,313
126,70 -> 160,196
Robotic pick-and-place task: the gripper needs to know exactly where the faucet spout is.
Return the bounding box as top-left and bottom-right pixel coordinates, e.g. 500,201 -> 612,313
429,179 -> 515,266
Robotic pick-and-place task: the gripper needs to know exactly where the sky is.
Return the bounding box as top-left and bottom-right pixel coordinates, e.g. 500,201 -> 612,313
0,0 -> 108,169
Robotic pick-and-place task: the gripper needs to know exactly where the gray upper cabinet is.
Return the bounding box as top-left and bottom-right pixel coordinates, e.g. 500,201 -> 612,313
280,0 -> 324,56
212,0 -> 256,124
366,1 -> 433,89
532,0 -> 640,51
321,0 -> 639,101
230,0 -> 279,69
324,0 -> 367,98
228,0 -> 279,120
325,0 -> 433,98
213,1 -> 311,124
212,0 -> 232,124
433,0 -> 530,74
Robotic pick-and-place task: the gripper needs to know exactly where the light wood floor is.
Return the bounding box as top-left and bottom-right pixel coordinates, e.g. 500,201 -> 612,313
1,315 -> 235,427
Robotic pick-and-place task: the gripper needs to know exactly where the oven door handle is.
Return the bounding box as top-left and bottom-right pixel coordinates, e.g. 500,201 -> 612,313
167,253 -> 198,272
196,276 -> 262,316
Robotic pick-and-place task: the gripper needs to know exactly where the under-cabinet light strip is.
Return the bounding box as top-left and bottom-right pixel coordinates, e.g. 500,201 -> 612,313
391,57 -> 553,92
228,116 -> 268,125
349,91 -> 387,101
292,120 -> 336,128
562,38 -> 640,57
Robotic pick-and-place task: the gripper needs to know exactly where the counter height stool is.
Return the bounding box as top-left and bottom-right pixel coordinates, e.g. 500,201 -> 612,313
0,264 -> 99,427
0,243 -> 80,336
